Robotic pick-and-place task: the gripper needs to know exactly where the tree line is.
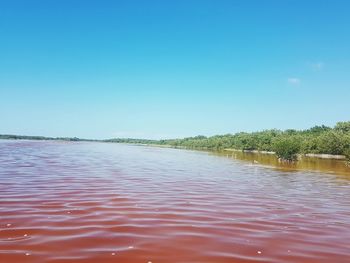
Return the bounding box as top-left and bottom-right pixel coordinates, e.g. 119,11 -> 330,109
2,121 -> 350,162
0,134 -> 93,142
105,122 -> 350,162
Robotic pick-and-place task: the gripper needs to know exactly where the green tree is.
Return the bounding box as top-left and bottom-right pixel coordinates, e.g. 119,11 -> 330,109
315,131 -> 347,155
334,121 -> 350,133
273,137 -> 301,161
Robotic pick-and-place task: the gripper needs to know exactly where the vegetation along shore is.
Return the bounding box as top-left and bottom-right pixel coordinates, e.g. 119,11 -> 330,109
2,121 -> 350,164
106,122 -> 350,164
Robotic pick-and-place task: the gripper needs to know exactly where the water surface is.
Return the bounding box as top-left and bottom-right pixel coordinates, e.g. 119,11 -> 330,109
1,140 -> 350,262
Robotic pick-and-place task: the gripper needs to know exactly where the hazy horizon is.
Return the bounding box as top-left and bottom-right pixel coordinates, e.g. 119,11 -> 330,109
1,1 -> 350,139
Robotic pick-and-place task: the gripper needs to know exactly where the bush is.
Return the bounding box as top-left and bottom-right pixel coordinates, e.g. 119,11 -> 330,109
315,131 -> 347,155
273,137 -> 301,161
344,147 -> 350,166
334,121 -> 350,133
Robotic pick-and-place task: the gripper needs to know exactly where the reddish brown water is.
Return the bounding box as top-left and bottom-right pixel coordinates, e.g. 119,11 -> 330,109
1,140 -> 350,263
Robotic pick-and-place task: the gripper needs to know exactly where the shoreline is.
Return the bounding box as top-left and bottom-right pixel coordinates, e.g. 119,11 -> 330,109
1,138 -> 349,175
1,137 -> 347,160
223,148 -> 346,160
1,137 -> 349,174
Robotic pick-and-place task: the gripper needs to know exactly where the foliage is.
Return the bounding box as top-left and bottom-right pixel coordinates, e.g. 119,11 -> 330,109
334,121 -> 350,133
2,121 -> 350,163
314,131 -> 347,155
102,122 -> 350,162
344,144 -> 350,166
272,137 -> 301,161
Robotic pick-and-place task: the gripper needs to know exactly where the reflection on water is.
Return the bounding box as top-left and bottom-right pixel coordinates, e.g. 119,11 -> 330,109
214,150 -> 350,177
0,140 -> 350,263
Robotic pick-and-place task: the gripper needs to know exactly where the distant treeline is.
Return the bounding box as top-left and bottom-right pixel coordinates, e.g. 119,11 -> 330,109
2,122 -> 350,162
105,122 -> 350,162
0,134 -> 94,142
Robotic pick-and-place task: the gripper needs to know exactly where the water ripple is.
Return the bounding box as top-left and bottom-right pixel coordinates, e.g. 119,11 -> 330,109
0,140 -> 350,262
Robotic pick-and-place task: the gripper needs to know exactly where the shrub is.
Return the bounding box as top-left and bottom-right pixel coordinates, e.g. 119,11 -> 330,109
273,137 -> 301,161
344,147 -> 350,166
334,121 -> 350,133
300,136 -> 318,154
315,131 -> 347,155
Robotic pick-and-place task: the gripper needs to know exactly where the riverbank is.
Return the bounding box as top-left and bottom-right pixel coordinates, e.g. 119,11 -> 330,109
224,148 -> 347,160
103,121 -> 350,163
1,138 -> 349,175
1,120 -> 350,166
215,149 -> 350,176
122,142 -> 350,176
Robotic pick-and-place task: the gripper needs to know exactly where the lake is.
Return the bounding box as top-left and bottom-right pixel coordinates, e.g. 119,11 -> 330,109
1,140 -> 349,263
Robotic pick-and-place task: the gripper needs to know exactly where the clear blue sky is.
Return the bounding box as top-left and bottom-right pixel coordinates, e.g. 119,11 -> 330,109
1,0 -> 349,139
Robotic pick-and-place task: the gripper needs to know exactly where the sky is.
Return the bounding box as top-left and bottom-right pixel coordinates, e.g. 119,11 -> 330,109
1,0 -> 350,139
